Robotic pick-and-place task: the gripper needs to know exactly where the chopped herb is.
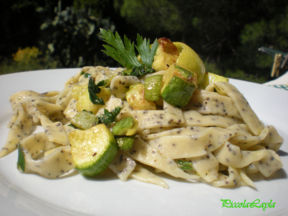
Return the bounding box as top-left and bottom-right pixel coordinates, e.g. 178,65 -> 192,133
176,160 -> 193,171
17,145 -> 25,172
88,77 -> 107,105
80,70 -> 91,78
99,28 -> 158,77
84,73 -> 91,78
98,107 -> 121,126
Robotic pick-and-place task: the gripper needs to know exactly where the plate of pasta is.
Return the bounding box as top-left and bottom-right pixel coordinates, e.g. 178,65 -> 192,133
0,68 -> 287,216
0,30 -> 288,215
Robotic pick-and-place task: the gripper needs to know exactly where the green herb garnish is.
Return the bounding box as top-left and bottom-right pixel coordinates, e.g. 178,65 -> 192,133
80,70 -> 91,78
88,77 -> 107,105
176,160 -> 193,171
17,145 -> 25,172
99,28 -> 158,77
84,73 -> 91,78
98,107 -> 121,126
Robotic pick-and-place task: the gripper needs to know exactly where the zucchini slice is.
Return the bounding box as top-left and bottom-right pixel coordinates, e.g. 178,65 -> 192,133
126,84 -> 156,110
144,75 -> 163,102
112,117 -> 136,136
173,41 -> 206,84
116,137 -> 135,151
71,110 -> 98,129
200,72 -> 229,89
161,65 -> 196,107
69,124 -> 118,176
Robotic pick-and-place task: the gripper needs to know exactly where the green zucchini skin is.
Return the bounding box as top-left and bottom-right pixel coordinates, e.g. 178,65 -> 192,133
161,76 -> 195,107
69,124 -> 119,177
144,75 -> 163,102
112,117 -> 135,136
77,140 -> 118,177
116,137 -> 135,151
71,110 -> 98,130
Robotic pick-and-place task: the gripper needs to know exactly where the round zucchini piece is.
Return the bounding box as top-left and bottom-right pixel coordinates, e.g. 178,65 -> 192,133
173,42 -> 205,84
69,124 -> 118,176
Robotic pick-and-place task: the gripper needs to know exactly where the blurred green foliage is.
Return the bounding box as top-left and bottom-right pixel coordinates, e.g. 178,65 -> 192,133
1,0 -> 288,83
114,0 -> 182,35
39,2 -> 115,67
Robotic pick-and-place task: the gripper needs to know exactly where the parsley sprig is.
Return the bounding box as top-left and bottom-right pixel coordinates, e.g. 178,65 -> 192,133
99,28 -> 158,77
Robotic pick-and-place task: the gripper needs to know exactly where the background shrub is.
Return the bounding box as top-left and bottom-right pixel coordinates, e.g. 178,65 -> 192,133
1,0 -> 288,82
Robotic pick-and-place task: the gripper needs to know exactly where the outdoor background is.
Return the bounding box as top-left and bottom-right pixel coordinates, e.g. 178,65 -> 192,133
1,0 -> 288,83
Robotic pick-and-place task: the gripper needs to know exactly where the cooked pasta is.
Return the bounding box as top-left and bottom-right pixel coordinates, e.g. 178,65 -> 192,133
0,66 -> 283,189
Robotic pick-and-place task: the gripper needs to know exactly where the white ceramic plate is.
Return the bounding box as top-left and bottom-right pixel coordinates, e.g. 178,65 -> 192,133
0,69 -> 287,216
